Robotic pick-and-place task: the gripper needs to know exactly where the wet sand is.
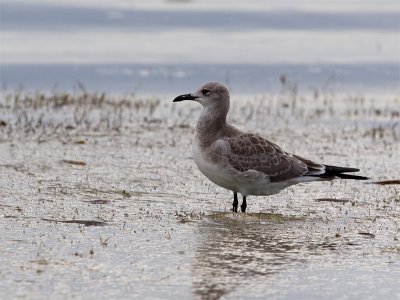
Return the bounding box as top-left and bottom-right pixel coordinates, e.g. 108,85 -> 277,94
0,90 -> 399,299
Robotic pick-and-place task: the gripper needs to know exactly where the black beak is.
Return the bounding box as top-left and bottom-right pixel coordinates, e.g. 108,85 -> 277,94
173,93 -> 198,102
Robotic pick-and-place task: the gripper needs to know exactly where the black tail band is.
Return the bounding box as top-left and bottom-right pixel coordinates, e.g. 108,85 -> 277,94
310,164 -> 369,180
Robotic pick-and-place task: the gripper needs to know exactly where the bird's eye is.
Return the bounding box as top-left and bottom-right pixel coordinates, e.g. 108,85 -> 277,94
202,88 -> 210,95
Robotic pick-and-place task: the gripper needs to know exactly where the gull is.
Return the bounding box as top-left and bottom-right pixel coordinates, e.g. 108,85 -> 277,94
173,82 -> 368,213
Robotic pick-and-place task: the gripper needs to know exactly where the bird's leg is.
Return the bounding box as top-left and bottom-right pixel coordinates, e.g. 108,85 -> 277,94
241,196 -> 247,213
232,192 -> 238,213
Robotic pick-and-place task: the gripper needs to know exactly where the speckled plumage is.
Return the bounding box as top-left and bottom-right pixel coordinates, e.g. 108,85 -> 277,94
225,133 -> 311,182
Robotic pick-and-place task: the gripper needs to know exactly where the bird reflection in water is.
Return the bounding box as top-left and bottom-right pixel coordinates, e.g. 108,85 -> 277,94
191,212 -> 338,299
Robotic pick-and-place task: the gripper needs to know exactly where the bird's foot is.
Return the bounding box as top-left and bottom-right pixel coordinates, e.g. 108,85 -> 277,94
241,196 -> 247,213
232,192 -> 238,213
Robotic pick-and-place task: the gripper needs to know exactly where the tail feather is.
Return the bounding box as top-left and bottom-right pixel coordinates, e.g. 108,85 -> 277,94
294,155 -> 369,180
315,164 -> 368,180
335,173 -> 369,180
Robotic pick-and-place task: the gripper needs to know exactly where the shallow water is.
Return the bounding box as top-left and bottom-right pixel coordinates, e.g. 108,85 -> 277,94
1,0 -> 399,94
2,63 -> 399,95
0,91 -> 399,299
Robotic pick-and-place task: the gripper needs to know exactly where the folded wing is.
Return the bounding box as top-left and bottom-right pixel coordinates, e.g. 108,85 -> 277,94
225,133 -> 317,182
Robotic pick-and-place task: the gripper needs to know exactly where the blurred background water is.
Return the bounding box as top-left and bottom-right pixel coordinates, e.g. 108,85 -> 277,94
0,0 -> 399,95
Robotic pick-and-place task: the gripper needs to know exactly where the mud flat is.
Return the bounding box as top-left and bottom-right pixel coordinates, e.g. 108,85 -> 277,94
0,89 -> 399,299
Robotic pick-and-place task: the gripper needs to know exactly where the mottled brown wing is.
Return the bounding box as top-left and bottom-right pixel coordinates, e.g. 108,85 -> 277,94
225,133 -> 308,182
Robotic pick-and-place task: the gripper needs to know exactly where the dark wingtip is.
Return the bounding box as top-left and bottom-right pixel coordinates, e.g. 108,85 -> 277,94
324,165 -> 360,173
322,165 -> 368,180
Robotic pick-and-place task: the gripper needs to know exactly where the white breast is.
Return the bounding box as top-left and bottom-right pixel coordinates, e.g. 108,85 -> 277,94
192,137 -> 266,195
192,137 -> 231,188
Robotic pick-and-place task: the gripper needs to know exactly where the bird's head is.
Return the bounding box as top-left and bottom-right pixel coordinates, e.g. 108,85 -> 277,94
173,82 -> 230,109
